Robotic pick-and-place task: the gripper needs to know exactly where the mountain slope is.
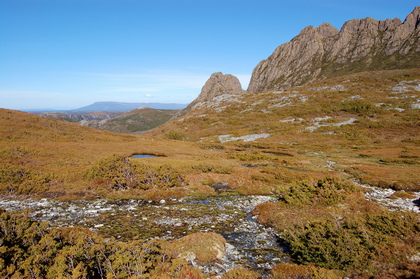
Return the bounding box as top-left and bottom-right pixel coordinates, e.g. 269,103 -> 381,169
148,68 -> 420,190
248,6 -> 420,92
83,106 -> 179,134
72,101 -> 186,112
39,111 -> 123,123
0,108 -> 212,197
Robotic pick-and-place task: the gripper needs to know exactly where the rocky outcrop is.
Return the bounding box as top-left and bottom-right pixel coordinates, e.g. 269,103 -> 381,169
248,6 -> 420,92
183,72 -> 244,112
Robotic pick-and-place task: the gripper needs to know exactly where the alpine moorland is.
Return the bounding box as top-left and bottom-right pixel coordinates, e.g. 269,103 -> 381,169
1,7 -> 419,279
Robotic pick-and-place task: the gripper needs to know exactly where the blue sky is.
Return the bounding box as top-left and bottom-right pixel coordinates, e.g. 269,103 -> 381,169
0,0 -> 418,110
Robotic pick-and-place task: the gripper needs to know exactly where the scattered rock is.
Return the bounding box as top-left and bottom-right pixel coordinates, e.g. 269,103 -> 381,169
310,85 -> 346,91
392,86 -> 409,93
356,181 -> 420,213
305,117 -> 357,132
332,118 -> 358,127
325,161 -> 336,170
210,182 -> 232,193
392,80 -> 420,93
279,118 -> 303,123
408,252 -> 420,262
268,94 -> 297,109
218,133 -> 271,143
347,95 -> 363,100
393,107 -> 406,112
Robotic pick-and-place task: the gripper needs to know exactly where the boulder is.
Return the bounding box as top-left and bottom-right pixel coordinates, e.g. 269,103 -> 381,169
165,232 -> 226,265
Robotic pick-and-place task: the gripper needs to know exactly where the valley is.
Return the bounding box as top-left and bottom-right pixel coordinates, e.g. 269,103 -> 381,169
37,102 -> 184,134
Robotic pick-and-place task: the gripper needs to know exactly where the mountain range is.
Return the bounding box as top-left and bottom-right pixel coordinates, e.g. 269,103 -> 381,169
248,6 -> 420,92
71,101 -> 186,112
82,106 -> 179,134
42,7 -> 419,134
37,102 -> 186,133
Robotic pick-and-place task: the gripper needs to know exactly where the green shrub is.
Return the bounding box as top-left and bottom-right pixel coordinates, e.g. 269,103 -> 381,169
0,163 -> 30,185
149,164 -> 185,188
0,163 -> 53,194
379,157 -> 419,165
251,173 -> 275,183
285,218 -> 378,270
164,131 -> 186,140
338,100 -> 382,116
282,178 -> 356,206
87,154 -> 184,190
191,164 -> 232,174
222,267 -> 261,278
228,152 -> 275,162
365,210 -> 420,236
16,173 -> 53,194
200,143 -> 225,150
284,209 -> 420,272
87,154 -> 140,190
0,209 -> 204,278
271,263 -> 341,279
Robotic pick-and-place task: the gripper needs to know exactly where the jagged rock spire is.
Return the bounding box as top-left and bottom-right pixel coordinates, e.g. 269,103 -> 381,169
247,6 -> 420,93
183,72 -> 243,112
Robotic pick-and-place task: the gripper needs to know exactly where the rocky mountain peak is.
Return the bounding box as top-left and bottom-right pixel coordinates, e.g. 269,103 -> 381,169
183,72 -> 244,112
247,6 -> 420,93
298,23 -> 338,38
316,22 -> 339,37
197,72 -> 243,103
404,6 -> 420,30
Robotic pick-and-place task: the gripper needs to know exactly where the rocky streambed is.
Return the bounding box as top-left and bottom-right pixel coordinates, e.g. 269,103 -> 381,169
1,183 -> 419,277
0,195 -> 286,277
357,182 -> 420,213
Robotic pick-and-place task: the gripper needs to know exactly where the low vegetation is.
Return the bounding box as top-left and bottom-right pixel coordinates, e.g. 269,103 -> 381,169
86,108 -> 179,134
0,209 -> 205,279
253,178 -> 420,278
150,68 -> 420,191
87,154 -> 185,191
1,69 -> 419,278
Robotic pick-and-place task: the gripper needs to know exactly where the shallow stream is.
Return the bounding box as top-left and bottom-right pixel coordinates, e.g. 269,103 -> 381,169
3,183 -> 416,277
0,195 -> 286,277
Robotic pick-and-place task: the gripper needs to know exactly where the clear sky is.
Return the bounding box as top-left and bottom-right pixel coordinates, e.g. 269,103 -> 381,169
1,0 -> 418,110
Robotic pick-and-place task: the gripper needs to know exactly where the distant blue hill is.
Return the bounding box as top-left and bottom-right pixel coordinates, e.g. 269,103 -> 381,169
70,102 -> 187,112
